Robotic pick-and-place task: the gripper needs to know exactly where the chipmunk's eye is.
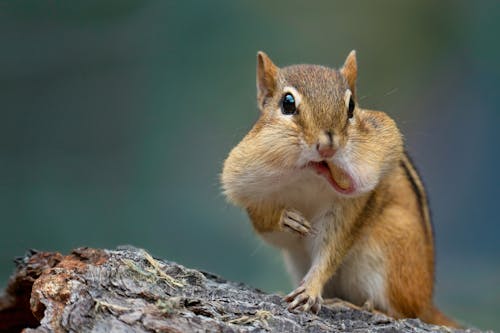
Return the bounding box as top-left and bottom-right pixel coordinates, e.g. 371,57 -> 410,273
282,93 -> 297,115
348,97 -> 355,119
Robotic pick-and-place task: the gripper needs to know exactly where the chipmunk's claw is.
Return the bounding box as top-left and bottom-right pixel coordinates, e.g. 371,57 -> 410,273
280,209 -> 311,236
285,284 -> 322,314
284,285 -> 305,302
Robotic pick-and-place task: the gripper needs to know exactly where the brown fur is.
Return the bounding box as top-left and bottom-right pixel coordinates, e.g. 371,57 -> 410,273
221,51 -> 458,327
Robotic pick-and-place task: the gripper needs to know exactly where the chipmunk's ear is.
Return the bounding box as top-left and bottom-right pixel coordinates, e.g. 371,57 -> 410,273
257,51 -> 279,106
341,50 -> 357,98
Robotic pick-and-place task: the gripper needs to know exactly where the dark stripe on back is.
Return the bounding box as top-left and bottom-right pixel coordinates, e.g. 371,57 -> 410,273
400,151 -> 434,242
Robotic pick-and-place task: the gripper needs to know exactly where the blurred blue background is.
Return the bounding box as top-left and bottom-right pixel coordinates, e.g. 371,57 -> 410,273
1,1 -> 499,330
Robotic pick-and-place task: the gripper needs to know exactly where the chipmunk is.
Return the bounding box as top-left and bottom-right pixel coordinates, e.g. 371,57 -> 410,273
221,50 -> 458,327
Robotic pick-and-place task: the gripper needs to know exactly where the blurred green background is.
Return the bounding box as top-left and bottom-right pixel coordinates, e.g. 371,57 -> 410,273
1,1 -> 499,330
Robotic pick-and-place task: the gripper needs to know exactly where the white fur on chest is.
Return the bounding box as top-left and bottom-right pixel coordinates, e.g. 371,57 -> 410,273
274,169 -> 336,219
259,173 -> 339,283
259,170 -> 337,252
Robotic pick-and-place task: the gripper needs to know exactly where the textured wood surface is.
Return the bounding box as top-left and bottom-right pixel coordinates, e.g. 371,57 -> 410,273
0,246 -> 485,333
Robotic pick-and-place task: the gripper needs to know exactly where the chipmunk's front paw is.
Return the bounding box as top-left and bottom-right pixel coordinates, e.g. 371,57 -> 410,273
284,284 -> 323,314
280,209 -> 311,237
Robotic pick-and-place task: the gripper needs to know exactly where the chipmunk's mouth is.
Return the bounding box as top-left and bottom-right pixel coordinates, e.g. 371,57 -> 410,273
308,161 -> 355,195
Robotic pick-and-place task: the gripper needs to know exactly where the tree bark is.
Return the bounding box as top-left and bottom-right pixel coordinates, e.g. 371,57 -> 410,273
0,246 -> 484,333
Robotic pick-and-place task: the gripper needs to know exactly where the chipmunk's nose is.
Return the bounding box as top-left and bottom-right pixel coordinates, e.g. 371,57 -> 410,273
316,131 -> 336,159
317,145 -> 335,158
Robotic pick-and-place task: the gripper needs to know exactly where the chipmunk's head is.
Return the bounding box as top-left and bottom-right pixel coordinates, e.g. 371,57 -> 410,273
251,51 -> 403,196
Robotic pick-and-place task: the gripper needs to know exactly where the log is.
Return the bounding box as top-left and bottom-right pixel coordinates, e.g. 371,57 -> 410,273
0,246 -> 484,333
